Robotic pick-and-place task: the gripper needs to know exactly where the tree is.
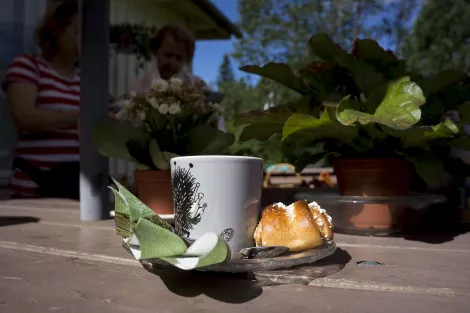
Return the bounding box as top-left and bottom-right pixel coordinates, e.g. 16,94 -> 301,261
233,0 -> 382,68
232,0 -> 385,109
375,0 -> 423,56
217,54 -> 235,88
403,0 -> 470,75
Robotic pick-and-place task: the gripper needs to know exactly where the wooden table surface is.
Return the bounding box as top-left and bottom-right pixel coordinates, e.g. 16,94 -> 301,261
1,199 -> 470,312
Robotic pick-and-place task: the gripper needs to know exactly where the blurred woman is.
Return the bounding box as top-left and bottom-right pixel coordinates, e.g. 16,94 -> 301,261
2,0 -> 80,198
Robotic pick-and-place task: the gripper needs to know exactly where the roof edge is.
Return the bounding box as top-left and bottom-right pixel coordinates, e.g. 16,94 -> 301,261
190,0 -> 242,39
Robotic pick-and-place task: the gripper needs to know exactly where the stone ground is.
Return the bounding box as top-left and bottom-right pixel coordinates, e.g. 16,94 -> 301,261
1,198 -> 470,312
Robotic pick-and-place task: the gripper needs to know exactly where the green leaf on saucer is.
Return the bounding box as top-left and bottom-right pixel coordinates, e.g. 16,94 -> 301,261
133,218 -> 187,259
110,178 -> 172,229
161,233 -> 229,270
110,178 -> 154,222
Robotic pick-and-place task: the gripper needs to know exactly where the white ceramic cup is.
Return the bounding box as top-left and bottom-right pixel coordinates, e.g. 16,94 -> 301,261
170,156 -> 263,250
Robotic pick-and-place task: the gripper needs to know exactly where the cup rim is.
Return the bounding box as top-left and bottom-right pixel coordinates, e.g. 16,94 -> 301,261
171,155 -> 263,162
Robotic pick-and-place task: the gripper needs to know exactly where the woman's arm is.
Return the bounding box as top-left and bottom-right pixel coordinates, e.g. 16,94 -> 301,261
3,54 -> 78,132
6,83 -> 78,132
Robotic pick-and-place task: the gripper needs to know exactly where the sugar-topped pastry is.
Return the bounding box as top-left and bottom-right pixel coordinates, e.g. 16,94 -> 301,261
307,201 -> 334,241
253,200 -> 334,252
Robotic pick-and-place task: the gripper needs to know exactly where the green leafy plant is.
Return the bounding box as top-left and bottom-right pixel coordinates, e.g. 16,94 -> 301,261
235,33 -> 470,188
93,78 -> 234,170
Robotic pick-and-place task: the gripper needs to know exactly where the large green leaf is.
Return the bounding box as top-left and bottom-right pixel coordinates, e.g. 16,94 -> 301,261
282,108 -> 357,146
335,77 -> 425,130
161,233 -> 229,270
184,125 -> 235,155
92,121 -> 148,162
309,33 -> 346,60
239,63 -> 304,93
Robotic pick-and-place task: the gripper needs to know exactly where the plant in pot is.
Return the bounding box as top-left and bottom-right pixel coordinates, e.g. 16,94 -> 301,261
93,78 -> 235,214
234,33 -> 470,232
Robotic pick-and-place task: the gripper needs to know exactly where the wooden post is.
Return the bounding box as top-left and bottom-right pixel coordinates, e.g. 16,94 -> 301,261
79,0 -> 110,221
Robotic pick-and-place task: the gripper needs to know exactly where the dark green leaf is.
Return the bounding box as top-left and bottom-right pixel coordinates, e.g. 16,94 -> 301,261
419,70 -> 467,97
239,123 -> 282,142
399,119 -> 459,148
234,105 -> 293,127
450,136 -> 470,151
239,63 -> 304,93
336,56 -> 384,95
457,103 -> 470,124
92,121 -> 148,162
184,125 -> 235,155
400,149 -> 444,188
126,139 -> 154,170
149,139 -> 169,170
309,33 -> 347,60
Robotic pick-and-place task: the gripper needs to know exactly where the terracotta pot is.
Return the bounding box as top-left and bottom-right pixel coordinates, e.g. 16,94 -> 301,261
134,170 -> 174,215
333,158 -> 413,233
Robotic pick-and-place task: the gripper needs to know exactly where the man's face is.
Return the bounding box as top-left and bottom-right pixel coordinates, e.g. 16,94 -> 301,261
155,35 -> 186,80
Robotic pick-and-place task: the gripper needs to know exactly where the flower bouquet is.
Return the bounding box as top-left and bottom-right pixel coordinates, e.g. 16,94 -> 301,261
93,77 -> 235,213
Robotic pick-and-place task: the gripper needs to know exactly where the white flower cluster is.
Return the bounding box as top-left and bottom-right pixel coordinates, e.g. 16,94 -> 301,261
116,78 -> 185,122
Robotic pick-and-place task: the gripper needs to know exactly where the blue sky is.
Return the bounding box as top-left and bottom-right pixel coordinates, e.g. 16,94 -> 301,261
192,0 -> 239,86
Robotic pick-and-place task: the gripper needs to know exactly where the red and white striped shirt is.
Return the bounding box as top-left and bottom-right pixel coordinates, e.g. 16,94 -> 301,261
2,54 -> 80,198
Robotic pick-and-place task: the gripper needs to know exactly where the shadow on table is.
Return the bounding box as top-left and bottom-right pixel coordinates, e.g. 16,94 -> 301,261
0,216 -> 40,227
400,204 -> 470,244
142,264 -> 262,303
140,248 -> 351,302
